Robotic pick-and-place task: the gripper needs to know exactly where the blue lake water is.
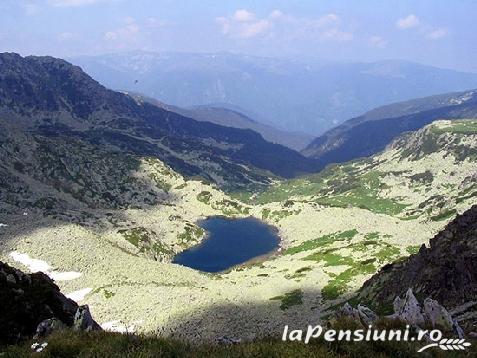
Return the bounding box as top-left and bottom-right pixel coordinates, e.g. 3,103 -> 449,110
172,216 -> 280,273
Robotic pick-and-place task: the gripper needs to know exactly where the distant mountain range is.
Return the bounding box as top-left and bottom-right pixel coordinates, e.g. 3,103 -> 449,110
125,92 -> 313,150
302,89 -> 477,165
71,51 -> 477,134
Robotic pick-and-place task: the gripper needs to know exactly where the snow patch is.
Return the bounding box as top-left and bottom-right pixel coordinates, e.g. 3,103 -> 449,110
449,91 -> 475,105
0,223 -> 7,228
50,271 -> 83,281
66,288 -> 92,302
101,320 -> 136,333
9,251 -> 82,281
10,251 -> 51,272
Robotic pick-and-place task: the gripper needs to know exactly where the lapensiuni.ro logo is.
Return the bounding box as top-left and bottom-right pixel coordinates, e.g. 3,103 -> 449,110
282,325 -> 472,353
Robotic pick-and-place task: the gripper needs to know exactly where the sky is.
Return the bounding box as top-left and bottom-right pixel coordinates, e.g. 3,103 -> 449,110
1,0 -> 477,72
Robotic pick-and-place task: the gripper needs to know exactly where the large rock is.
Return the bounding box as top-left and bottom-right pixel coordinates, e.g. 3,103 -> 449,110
336,303 -> 377,327
357,304 -> 378,325
423,297 -> 454,330
341,289 -> 464,337
336,303 -> 360,321
393,288 -> 425,325
0,260 -> 100,345
34,318 -> 67,339
73,305 -> 102,332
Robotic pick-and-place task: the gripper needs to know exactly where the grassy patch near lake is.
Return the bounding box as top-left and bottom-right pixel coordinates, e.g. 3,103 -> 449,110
284,229 -> 359,255
270,289 -> 303,310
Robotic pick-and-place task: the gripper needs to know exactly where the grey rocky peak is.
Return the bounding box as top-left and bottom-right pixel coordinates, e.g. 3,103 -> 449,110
392,288 -> 425,325
73,305 -> 102,332
340,288 -> 464,338
357,304 -> 378,325
336,303 -> 377,327
337,303 -> 360,321
423,297 -> 455,330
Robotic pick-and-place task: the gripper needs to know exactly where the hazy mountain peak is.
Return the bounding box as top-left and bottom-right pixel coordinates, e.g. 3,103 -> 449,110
71,52 -> 477,134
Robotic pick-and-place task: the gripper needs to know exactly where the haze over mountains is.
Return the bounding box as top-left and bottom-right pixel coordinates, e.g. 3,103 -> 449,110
126,92 -> 313,150
71,51 -> 477,135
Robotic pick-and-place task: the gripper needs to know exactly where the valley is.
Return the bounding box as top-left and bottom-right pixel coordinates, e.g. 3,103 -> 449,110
2,105 -> 476,340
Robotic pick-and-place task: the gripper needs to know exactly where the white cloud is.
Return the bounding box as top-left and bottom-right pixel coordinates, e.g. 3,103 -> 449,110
315,13 -> 341,28
217,10 -> 352,42
104,18 -> 140,43
216,17 -> 232,35
287,13 -> 352,42
49,0 -> 97,6
369,35 -> 388,48
396,14 -> 420,29
240,19 -> 271,38
48,0 -> 113,7
269,9 -> 284,19
145,17 -> 169,28
124,16 -> 136,25
216,10 -> 270,39
233,9 -> 255,22
104,31 -> 118,41
426,27 -> 448,39
57,32 -> 77,41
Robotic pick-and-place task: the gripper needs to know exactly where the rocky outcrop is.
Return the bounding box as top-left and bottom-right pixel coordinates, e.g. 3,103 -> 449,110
73,305 -> 102,332
336,303 -> 378,327
339,289 -> 463,337
359,205 -> 477,316
393,288 -> 425,325
34,318 -> 67,339
0,261 -> 100,345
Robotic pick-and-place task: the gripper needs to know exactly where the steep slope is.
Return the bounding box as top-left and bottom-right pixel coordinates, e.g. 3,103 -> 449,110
358,204 -> 477,328
0,53 -> 319,189
71,52 -> 477,134
303,89 -> 477,165
361,204 -> 477,307
179,105 -> 313,150
126,92 -> 313,150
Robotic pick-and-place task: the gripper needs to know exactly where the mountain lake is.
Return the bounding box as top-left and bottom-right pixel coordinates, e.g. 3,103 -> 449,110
172,216 -> 280,273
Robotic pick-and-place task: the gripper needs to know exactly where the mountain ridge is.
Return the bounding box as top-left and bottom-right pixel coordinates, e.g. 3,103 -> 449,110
0,53 -> 319,187
302,89 -> 477,165
70,51 -> 477,134
125,92 -> 313,150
